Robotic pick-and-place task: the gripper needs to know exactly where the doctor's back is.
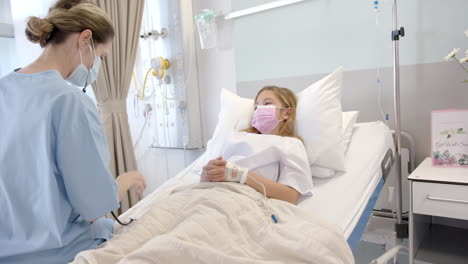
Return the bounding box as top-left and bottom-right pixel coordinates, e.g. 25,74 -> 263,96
0,0 -> 121,263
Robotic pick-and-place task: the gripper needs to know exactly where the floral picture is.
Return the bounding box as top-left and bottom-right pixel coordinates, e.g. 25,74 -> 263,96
432,150 -> 458,166
432,110 -> 468,167
439,128 -> 466,139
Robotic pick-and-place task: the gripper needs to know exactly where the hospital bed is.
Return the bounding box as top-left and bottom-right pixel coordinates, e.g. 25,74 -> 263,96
72,121 -> 395,263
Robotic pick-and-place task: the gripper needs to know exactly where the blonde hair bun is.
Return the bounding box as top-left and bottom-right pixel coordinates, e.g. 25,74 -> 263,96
49,0 -> 88,11
23,0 -> 113,48
25,17 -> 55,47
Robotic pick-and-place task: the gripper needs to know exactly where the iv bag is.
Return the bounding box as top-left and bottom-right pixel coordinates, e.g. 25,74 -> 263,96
194,9 -> 217,50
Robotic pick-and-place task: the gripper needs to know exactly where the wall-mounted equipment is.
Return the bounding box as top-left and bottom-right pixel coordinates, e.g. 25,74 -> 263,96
140,28 -> 168,40
151,56 -> 171,79
132,0 -> 202,150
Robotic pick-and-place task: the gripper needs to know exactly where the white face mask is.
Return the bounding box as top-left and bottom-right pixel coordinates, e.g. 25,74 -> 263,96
67,39 -> 101,92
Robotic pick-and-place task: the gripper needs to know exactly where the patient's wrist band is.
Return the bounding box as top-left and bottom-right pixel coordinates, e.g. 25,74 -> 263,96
225,162 -> 248,184
239,167 -> 248,184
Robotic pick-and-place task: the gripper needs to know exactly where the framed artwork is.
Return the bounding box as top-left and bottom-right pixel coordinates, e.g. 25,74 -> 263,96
431,109 -> 468,167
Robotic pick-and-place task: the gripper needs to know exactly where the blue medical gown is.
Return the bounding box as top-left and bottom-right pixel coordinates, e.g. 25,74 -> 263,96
0,70 -> 120,263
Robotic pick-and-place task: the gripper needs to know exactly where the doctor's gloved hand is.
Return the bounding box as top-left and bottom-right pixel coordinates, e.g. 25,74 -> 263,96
116,171 -> 147,201
200,157 -> 227,182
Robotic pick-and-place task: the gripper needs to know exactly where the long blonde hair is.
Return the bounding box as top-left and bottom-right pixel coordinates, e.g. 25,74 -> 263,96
25,0 -> 114,47
244,86 -> 302,141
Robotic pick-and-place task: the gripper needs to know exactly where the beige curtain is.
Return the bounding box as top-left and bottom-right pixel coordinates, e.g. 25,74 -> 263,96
92,0 -> 145,214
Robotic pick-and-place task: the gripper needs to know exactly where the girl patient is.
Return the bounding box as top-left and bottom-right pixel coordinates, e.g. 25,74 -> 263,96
201,86 -> 312,204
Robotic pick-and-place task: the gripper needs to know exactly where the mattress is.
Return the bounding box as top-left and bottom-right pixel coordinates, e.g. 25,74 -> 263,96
298,121 -> 394,239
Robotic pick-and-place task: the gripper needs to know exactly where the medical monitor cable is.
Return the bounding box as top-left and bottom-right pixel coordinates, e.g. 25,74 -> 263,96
111,211 -> 134,226
377,69 -> 388,126
225,162 -> 278,224
139,67 -> 155,100
248,175 -> 279,224
134,105 -> 152,148
132,72 -> 141,118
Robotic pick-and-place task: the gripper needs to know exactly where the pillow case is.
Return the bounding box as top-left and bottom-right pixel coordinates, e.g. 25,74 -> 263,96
310,166 -> 336,178
296,67 -> 345,171
342,111 -> 360,152
204,89 -> 254,160
310,111 -> 360,178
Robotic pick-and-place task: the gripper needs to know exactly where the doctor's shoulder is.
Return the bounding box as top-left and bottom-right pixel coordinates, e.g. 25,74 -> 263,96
49,82 -> 98,118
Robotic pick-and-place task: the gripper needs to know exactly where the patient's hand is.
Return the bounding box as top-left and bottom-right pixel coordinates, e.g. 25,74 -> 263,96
200,157 -> 227,182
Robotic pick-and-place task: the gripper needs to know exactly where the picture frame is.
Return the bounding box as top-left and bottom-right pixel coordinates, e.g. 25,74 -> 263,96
431,109 -> 468,167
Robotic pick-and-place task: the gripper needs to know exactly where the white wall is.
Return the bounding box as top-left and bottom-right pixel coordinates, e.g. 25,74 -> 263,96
233,0 -> 468,82
0,0 -> 13,23
9,0 -> 55,67
0,38 -> 17,77
0,0 -> 17,77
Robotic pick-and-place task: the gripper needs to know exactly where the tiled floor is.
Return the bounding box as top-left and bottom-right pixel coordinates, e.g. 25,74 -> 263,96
354,216 -> 432,264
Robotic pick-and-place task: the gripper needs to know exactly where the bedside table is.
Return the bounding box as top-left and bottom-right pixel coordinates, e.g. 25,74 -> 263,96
408,158 -> 468,264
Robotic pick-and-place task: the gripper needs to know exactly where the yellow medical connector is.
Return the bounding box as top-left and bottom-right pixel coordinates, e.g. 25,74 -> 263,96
139,56 -> 170,100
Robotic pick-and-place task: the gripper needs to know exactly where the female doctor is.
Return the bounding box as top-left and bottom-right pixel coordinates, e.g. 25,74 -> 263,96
0,0 -> 145,263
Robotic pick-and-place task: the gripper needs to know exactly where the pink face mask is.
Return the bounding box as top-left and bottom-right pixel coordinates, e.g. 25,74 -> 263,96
251,105 -> 288,134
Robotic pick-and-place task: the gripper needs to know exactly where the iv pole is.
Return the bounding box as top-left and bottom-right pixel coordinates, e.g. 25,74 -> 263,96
391,0 -> 408,239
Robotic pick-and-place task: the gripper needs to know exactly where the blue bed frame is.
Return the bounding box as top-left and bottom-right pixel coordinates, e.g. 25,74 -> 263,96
347,177 -> 385,251
347,149 -> 394,252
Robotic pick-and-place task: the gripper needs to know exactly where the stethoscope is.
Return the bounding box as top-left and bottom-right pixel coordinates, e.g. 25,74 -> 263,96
111,211 -> 134,226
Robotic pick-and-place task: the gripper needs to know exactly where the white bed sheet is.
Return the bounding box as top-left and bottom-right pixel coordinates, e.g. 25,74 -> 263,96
299,121 -> 394,239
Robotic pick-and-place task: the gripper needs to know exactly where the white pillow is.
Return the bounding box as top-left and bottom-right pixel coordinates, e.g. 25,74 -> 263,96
297,67 -> 345,171
204,89 -> 254,160
342,111 -> 359,152
310,111 -> 360,178
310,166 -> 335,178
219,88 -> 254,131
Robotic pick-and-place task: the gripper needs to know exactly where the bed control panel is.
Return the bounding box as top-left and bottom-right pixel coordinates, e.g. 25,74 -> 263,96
374,148 -> 410,215
381,148 -> 394,180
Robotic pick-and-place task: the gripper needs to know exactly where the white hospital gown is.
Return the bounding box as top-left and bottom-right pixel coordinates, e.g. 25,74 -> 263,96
221,131 -> 313,196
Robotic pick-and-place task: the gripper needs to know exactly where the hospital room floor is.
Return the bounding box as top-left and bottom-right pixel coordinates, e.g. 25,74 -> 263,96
355,215 -> 468,264
354,216 -> 427,264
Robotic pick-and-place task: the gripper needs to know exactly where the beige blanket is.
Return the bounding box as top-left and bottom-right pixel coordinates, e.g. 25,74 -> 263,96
72,183 -> 354,264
